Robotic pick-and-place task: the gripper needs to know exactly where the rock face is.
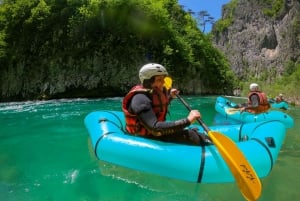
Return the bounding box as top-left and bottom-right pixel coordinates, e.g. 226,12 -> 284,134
212,0 -> 300,81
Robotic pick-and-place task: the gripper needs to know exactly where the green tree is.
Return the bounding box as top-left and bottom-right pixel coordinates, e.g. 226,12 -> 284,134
0,0 -> 236,101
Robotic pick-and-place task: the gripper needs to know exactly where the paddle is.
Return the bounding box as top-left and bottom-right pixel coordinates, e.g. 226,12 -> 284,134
164,77 -> 262,201
226,108 -> 241,115
224,95 -> 248,100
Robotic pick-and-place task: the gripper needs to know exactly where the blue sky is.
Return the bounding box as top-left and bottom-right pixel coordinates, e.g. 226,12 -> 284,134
178,0 -> 231,32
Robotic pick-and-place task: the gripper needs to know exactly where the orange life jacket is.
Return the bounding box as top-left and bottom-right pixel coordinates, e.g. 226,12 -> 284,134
122,85 -> 169,135
247,91 -> 270,113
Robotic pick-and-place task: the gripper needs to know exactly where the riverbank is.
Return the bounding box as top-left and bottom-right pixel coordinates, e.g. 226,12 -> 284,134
286,97 -> 300,106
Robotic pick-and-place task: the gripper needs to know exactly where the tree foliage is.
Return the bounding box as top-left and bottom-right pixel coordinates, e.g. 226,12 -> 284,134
212,0 -> 237,34
0,0 -> 236,101
261,0 -> 285,18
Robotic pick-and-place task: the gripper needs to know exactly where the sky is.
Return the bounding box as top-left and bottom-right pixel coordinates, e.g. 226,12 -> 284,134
178,0 -> 231,32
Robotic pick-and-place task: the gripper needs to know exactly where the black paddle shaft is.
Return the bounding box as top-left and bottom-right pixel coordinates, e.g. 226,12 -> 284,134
175,95 -> 211,132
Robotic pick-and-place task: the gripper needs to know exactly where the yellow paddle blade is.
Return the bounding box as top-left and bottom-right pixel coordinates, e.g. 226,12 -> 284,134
208,130 -> 262,201
164,76 -> 172,90
225,108 -> 240,115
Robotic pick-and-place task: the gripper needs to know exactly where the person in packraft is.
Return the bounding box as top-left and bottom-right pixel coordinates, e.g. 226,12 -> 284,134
122,63 -> 211,145
275,94 -> 285,103
240,83 -> 270,113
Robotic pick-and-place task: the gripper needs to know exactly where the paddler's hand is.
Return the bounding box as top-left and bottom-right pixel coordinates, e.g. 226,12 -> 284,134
240,107 -> 246,112
187,110 -> 201,124
170,88 -> 179,99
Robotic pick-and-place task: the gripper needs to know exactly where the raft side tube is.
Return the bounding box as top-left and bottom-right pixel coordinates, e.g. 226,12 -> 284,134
84,111 -> 126,150
238,120 -> 287,177
98,135 -> 205,182
196,120 -> 287,181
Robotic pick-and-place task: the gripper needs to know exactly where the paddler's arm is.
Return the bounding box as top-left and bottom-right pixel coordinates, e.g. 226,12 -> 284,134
130,94 -> 193,136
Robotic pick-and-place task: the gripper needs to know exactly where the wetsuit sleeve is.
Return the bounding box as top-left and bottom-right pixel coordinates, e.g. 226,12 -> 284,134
130,94 -> 190,136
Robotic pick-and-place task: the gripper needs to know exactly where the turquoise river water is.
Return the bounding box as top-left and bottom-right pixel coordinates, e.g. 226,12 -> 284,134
0,96 -> 299,201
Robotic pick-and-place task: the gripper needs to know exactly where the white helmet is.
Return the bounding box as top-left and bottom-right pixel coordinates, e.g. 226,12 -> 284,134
139,63 -> 168,84
249,83 -> 259,91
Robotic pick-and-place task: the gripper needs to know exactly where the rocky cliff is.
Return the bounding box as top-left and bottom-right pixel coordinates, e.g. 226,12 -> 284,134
212,0 -> 300,81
